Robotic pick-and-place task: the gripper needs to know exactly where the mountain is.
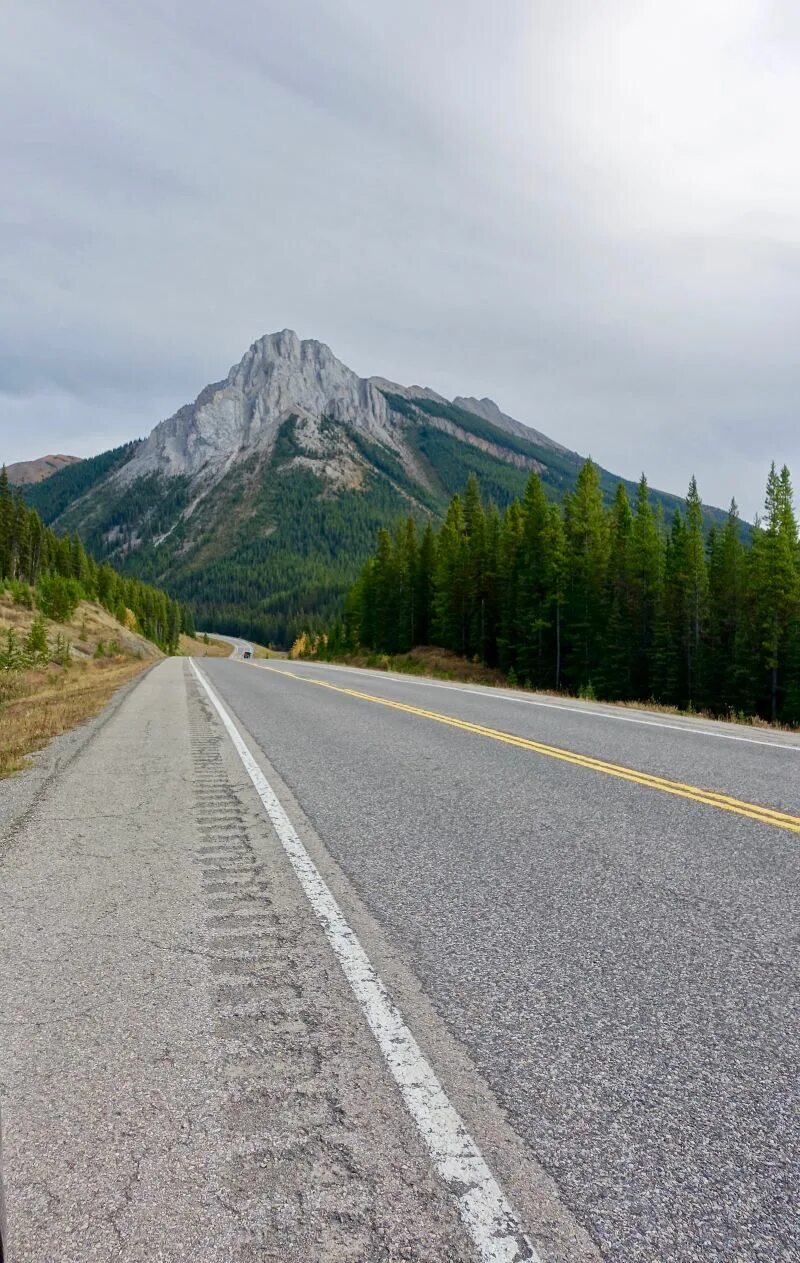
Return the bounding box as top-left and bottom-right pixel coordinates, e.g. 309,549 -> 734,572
24,329 -> 732,646
7,454 -> 81,485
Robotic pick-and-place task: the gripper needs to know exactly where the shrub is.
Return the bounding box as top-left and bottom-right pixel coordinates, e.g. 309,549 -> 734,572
37,575 -> 83,623
8,580 -> 34,609
25,617 -> 49,667
0,629 -> 28,672
53,634 -> 72,668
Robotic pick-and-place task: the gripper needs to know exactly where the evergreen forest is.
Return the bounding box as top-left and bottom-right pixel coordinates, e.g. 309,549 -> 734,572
326,461 -> 800,725
0,467 -> 189,652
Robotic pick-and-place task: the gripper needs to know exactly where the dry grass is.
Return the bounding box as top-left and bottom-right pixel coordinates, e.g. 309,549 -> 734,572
318,645 -> 798,733
0,593 -> 161,662
254,644 -> 285,659
0,590 -> 163,777
178,633 -> 233,657
0,655 -> 150,777
324,646 -> 508,685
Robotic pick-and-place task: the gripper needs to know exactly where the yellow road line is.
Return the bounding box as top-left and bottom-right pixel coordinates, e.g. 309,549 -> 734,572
254,665 -> 800,834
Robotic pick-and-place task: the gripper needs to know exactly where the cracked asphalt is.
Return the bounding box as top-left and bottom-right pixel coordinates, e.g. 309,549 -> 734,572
1,654 -> 797,1262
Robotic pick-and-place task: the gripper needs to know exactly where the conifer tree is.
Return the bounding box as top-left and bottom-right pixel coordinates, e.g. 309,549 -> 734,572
603,483 -> 635,699
414,520 -> 436,646
563,460 -> 609,691
751,464 -> 800,720
630,475 -> 662,698
683,476 -> 709,706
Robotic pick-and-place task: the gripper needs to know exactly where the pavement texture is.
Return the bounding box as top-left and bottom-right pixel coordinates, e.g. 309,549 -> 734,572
197,657 -> 800,1263
0,658 -> 520,1262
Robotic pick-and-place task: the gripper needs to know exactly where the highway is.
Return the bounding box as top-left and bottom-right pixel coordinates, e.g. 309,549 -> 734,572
0,655 -> 797,1261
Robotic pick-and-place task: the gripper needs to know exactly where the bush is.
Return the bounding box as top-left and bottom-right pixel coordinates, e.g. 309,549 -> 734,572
25,617 -> 49,666
0,629 -> 28,672
37,575 -> 83,623
8,580 -> 34,609
53,634 -> 72,667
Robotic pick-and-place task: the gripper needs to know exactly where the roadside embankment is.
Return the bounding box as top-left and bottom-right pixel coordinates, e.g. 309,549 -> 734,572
0,591 -> 160,776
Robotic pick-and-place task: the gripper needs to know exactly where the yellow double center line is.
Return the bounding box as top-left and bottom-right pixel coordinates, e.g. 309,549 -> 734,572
256,665 -> 800,834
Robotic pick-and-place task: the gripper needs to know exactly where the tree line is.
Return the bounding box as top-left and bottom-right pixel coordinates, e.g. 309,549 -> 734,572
0,467 -> 191,652
331,461 -> 800,725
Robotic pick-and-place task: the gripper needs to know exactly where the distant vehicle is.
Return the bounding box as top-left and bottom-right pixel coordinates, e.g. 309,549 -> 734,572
243,649 -> 252,659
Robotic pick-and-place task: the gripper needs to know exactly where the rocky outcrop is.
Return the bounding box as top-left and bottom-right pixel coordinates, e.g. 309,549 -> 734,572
114,329 -> 562,490
118,330 -> 405,486
452,396 -> 568,453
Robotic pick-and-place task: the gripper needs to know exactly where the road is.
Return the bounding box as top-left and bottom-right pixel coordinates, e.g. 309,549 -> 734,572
200,633 -> 253,659
0,656 -> 797,1261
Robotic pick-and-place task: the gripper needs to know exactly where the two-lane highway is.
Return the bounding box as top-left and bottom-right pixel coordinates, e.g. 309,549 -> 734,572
200,656 -> 799,1263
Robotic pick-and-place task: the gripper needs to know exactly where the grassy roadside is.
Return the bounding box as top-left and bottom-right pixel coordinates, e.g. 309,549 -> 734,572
292,645 -> 507,686
295,644 -> 798,732
178,633 -> 234,657
0,656 -> 151,777
0,591 -> 162,778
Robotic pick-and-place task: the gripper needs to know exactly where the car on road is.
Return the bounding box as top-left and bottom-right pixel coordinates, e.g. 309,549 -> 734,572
243,649 -> 252,659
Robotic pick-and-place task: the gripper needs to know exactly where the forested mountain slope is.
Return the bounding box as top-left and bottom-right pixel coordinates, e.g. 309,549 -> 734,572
23,330 -> 734,646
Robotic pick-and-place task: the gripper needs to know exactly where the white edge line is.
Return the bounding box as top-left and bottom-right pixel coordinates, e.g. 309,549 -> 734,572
190,660 -> 539,1263
250,659 -> 799,752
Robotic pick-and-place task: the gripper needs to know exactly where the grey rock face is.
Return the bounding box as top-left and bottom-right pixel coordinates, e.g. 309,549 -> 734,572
452,396 -> 568,452
115,329 -> 562,490
118,330 -> 403,486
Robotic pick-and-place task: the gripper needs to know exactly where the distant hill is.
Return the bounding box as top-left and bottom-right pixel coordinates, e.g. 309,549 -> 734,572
22,329 -> 734,646
7,454 -> 81,485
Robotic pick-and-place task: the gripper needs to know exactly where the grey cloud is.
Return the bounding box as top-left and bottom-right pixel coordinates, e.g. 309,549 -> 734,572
1,0 -> 798,517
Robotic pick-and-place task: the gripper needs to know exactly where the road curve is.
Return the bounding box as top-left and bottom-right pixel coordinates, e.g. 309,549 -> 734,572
200,656 -> 799,1263
200,632 -> 253,659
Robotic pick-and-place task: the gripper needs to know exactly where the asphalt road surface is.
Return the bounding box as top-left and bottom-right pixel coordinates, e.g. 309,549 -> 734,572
0,656 -> 797,1262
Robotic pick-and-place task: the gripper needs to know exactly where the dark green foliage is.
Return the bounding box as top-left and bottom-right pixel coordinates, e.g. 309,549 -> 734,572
341,461 -> 800,725
37,575 -> 84,622
0,465 -> 186,653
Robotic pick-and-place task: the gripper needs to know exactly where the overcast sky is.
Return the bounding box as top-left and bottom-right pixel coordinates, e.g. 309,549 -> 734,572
2,0 -> 798,517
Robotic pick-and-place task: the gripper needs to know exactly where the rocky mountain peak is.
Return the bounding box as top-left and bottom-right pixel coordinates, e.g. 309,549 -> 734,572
118,330 -> 399,486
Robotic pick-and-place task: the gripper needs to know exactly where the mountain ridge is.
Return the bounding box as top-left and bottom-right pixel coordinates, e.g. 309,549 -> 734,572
6,454 -> 81,485
23,330 -> 734,645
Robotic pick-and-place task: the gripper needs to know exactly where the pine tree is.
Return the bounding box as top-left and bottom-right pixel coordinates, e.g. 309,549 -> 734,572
563,460 -> 609,692
681,476 -> 710,706
414,520 -> 436,646
433,495 -> 468,655
707,501 -> 747,713
516,473 -> 553,687
603,483 -> 635,699
0,468 -> 12,579
630,475 -> 662,699
751,464 -> 799,720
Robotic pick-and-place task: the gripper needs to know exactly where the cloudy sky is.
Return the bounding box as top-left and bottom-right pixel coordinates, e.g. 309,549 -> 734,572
2,0 -> 798,516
